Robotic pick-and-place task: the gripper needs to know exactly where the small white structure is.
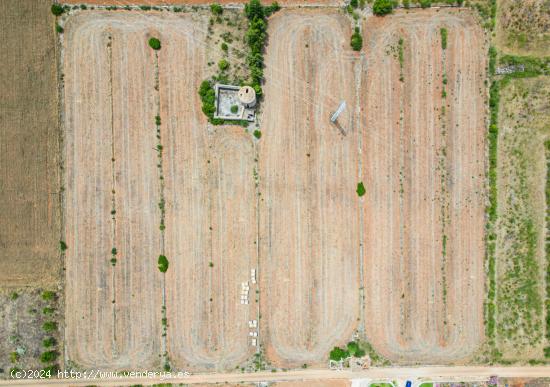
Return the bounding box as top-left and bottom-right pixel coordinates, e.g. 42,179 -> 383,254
238,86 -> 256,108
330,101 -> 346,123
251,338 -> 257,347
249,320 -> 258,328
214,84 -> 256,122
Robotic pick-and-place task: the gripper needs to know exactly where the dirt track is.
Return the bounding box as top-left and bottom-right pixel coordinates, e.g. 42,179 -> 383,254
259,9 -> 359,367
361,10 -> 486,363
62,0 -> 341,5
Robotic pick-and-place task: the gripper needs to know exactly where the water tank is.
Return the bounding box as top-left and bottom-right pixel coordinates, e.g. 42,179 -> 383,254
238,86 -> 256,108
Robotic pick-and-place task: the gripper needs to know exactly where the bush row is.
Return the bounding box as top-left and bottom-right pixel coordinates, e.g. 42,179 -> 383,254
485,46 -> 499,356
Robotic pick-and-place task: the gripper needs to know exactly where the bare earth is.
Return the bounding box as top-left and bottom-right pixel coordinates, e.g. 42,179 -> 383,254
64,12 -> 165,369
63,6 -> 489,372
64,9 -> 257,371
361,9 -> 487,363
259,9 -> 360,367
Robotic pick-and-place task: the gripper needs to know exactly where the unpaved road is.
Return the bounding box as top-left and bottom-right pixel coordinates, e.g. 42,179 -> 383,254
259,8 -> 359,367
2,366 -> 550,386
361,9 -> 486,363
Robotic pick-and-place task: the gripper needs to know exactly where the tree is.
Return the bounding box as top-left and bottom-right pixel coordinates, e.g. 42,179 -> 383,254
148,37 -> 161,50
329,346 -> 349,361
40,350 -> 58,363
51,4 -> 64,16
356,182 -> 366,197
351,28 -> 363,51
347,341 -> 366,357
253,130 -> 262,139
372,0 -> 394,16
43,337 -> 56,348
210,4 -> 223,15
419,0 -> 432,8
350,0 -> 359,8
231,105 -> 239,114
245,0 -> 265,20
158,255 -> 169,273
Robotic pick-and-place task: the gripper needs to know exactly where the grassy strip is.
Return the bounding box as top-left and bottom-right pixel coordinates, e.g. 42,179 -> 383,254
545,140 -> 550,358
485,45 -> 499,358
485,47 -> 549,361
440,28 -> 447,50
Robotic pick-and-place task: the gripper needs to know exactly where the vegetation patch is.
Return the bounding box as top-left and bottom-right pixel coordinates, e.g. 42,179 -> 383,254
356,182 -> 366,197
148,37 -> 161,50
372,0 -> 396,16
158,255 -> 169,273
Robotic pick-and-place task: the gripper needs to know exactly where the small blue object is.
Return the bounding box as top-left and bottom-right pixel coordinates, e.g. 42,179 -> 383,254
405,381 -> 412,387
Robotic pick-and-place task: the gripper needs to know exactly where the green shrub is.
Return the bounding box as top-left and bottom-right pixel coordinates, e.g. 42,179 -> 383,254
372,0 -> 394,15
59,241 -> 67,251
356,182 -> 366,197
403,0 -> 410,8
158,255 -> 169,273
42,290 -> 56,301
43,337 -> 56,348
329,346 -> 349,361
42,321 -> 57,332
43,307 -> 54,315
55,24 -> 64,33
265,2 -> 281,16
350,0 -> 359,8
155,115 -> 161,125
347,341 -> 366,357
231,105 -> 239,114
210,4 -> 223,15
10,352 -> 19,363
148,37 -> 161,50
419,0 -> 432,8
139,5 -> 151,11
40,350 -> 58,363
440,28 -> 447,49
351,28 -> 363,51
253,130 -> 262,139
218,59 -> 229,71
221,42 -> 228,52
9,292 -> 18,301
51,4 -> 64,16
111,247 -> 117,255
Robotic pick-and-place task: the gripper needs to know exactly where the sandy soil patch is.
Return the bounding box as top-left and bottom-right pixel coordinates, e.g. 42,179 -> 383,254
259,8 -> 360,367
360,9 -> 487,363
